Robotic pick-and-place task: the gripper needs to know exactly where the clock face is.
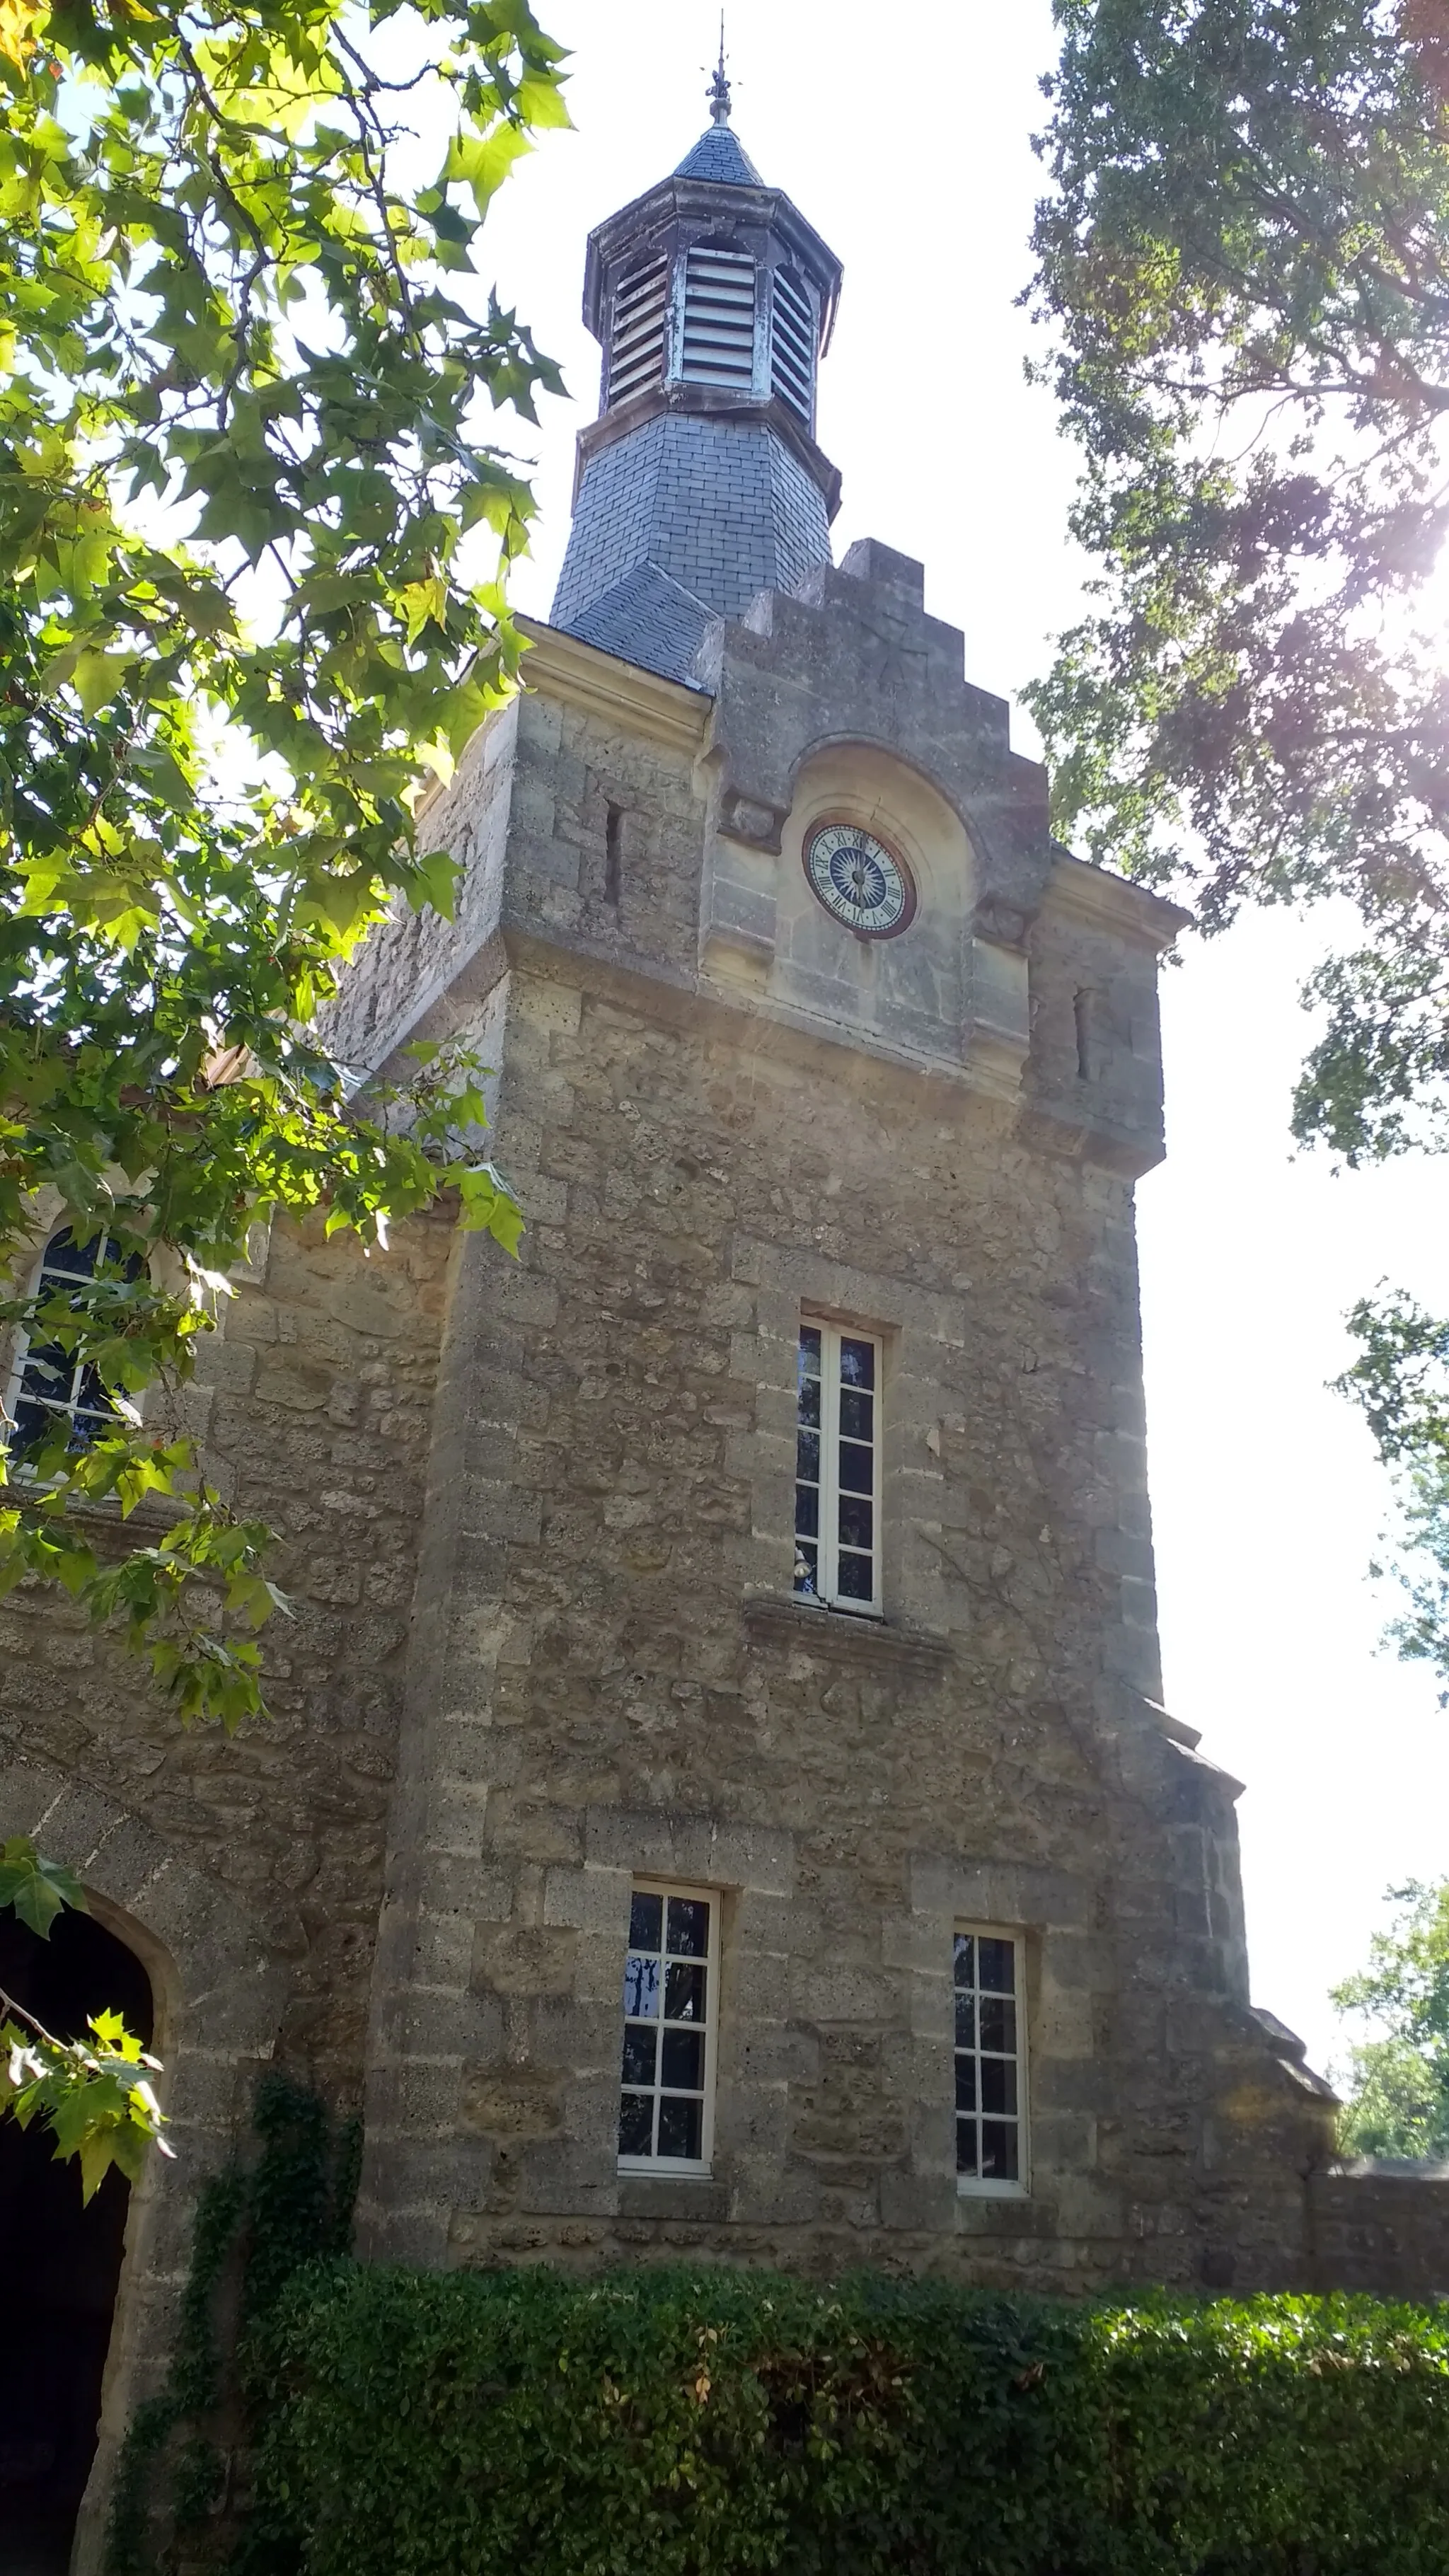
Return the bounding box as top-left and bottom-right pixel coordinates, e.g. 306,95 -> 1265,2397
803,819 -> 915,937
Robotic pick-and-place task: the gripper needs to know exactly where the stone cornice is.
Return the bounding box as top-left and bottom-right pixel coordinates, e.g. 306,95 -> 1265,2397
1043,853 -> 1191,951
516,616 -> 713,759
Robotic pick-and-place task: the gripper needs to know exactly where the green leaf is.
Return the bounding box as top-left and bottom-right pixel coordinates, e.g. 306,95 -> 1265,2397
0,1838 -> 88,1939
442,120 -> 533,215
72,649 -> 135,717
410,844 -> 460,921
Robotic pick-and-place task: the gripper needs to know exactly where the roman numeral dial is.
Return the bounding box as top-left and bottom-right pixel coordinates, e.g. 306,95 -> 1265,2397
803,819 -> 915,938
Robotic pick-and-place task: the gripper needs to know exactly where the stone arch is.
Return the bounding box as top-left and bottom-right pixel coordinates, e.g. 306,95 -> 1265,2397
783,733 -> 982,917
0,1750 -> 287,2575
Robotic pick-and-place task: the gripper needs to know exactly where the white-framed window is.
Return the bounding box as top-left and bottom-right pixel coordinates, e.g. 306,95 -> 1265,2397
793,1321 -> 882,1614
617,1884 -> 717,2175
4,1227 -> 127,1457
954,1928 -> 1028,2196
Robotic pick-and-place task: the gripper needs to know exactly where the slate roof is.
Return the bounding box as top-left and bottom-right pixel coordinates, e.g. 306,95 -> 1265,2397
672,124 -> 763,186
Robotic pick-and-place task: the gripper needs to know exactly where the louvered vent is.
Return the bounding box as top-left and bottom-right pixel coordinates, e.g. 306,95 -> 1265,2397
770,267 -> 816,425
681,246 -> 756,388
608,257 -> 668,405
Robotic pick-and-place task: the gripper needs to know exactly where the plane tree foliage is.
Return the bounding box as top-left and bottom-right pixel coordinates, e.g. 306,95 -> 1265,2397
0,0 -> 565,1723
1027,0 -> 1449,1682
0,0 -> 566,2179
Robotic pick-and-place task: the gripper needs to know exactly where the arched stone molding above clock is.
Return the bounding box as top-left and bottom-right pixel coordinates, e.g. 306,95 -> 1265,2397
694,535 -> 1057,1089
698,730 -> 1032,1095
770,742 -> 977,1065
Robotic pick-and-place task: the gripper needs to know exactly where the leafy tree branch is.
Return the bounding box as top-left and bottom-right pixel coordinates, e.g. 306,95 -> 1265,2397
1028,0 -> 1449,1676
1332,1876 -> 1449,2158
0,1835 -> 170,2195
0,0 -> 567,1726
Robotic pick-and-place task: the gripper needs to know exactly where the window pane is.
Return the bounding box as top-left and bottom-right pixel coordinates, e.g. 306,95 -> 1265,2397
18,1343 -> 71,1404
838,1440 -> 873,1496
954,2057 -> 976,2113
978,1938 -> 1015,1994
954,1935 -> 976,1987
629,1891 -> 663,1950
838,1494 -> 872,1552
795,1484 -> 819,1539
799,1326 -> 822,1373
657,2095 -> 703,2161
956,2118 -> 978,2176
981,2122 -> 1019,2182
793,1542 -> 819,1597
796,1430 -> 821,1483
621,2026 -> 657,2086
618,2093 -> 654,2157
667,1898 -> 710,1958
838,1387 -> 873,1442
41,1228 -> 106,1281
797,1372 -> 821,1429
664,1961 -> 706,2023
661,2028 -> 705,2089
623,1954 -> 659,2019
979,1997 -> 1017,2055
839,1336 -> 875,1390
980,2057 -> 1017,2116
954,1991 -> 976,2049
836,1552 -> 874,1602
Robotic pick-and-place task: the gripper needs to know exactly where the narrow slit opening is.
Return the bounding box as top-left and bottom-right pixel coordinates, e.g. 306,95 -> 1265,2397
1073,988 -> 1093,1080
605,803 -> 623,906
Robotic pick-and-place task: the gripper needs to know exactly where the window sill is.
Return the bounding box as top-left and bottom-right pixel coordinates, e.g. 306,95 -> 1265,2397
744,1593 -> 953,1675
618,2159 -> 712,2180
793,1596 -> 885,1624
617,2169 -> 727,2223
957,2179 -> 1030,2202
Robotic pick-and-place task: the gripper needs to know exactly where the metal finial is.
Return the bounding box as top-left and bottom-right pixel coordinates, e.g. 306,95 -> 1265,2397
708,14 -> 731,125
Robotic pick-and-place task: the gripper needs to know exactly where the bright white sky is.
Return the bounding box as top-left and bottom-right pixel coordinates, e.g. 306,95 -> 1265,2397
475,0 -> 1449,2076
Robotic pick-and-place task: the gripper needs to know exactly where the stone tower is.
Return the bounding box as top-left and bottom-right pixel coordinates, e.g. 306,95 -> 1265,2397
324,86 -> 1349,2285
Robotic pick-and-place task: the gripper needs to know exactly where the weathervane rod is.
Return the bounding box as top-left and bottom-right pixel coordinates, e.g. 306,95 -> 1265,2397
708,13 -> 731,125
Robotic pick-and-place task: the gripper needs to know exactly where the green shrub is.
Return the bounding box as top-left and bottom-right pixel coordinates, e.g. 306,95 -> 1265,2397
246,2263 -> 1449,2576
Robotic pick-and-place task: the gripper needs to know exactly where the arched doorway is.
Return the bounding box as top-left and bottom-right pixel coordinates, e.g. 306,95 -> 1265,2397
0,1900 -> 154,2575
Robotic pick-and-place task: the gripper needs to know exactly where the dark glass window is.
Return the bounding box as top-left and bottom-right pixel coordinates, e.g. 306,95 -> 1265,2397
954,1931 -> 1025,2190
8,1229 -> 137,1455
793,1324 -> 880,1611
618,1888 -> 715,2168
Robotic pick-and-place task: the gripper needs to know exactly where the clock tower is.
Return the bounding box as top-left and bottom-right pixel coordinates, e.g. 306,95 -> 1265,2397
329,75 -> 1346,2289
10,79 -> 1448,2556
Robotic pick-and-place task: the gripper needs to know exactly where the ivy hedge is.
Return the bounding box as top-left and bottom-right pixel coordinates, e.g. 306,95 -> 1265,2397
244,2263 -> 1449,2576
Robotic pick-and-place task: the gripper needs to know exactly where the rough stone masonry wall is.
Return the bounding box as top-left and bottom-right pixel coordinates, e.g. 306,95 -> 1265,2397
1,1205 -> 451,2105
361,945 -> 1337,2295
0,1198 -> 450,2534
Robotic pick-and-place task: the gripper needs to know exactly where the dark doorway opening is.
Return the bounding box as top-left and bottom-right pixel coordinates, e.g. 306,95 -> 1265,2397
0,1901 -> 153,2576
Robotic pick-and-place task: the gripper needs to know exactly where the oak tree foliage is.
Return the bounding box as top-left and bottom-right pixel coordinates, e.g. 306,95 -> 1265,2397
1028,0 -> 1449,1680
1332,1876 -> 1449,2159
0,0 -> 566,1728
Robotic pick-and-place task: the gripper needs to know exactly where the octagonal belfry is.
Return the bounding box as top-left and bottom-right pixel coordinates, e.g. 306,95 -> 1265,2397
550,62 -> 841,683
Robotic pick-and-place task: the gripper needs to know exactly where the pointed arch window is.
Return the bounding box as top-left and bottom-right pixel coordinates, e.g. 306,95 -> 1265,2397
5,1226 -> 134,1455
681,246 -> 756,388
608,255 -> 669,405
770,267 -> 816,426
